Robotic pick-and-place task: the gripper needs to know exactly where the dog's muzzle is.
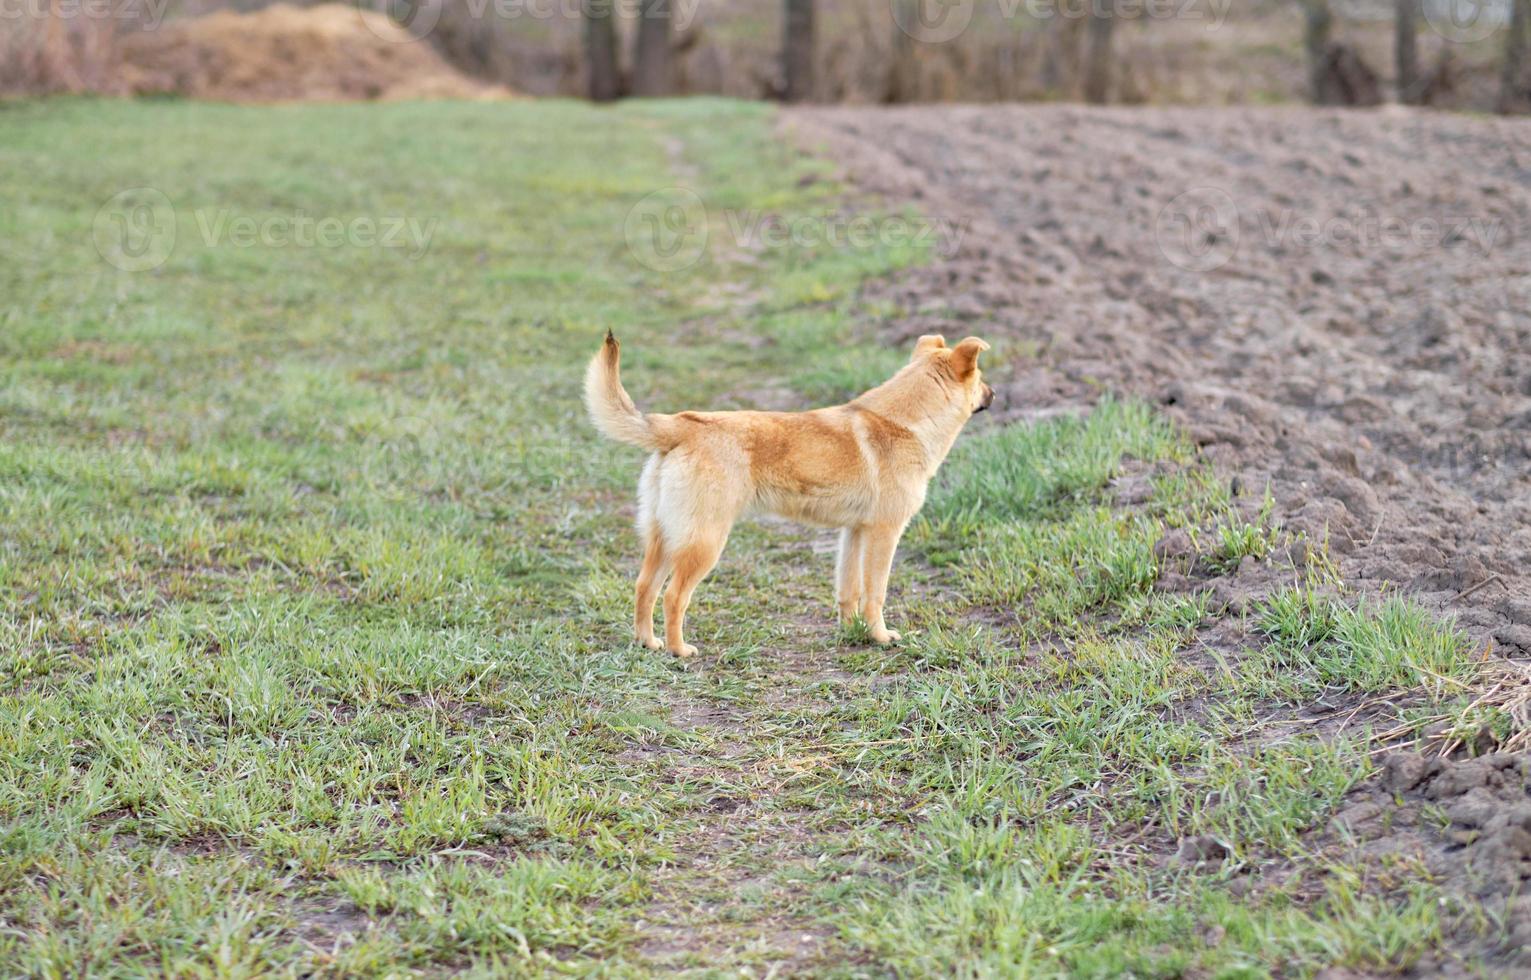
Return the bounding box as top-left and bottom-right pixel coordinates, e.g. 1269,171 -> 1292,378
975,384 -> 995,413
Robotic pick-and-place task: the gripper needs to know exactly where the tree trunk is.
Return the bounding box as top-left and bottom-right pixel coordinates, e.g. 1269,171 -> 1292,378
1395,0 -> 1421,104
781,0 -> 815,102
1083,3 -> 1115,104
1301,0 -> 1334,104
583,0 -> 621,102
1501,0 -> 1531,113
632,0 -> 672,97
887,0 -> 916,102
1041,16 -> 1085,96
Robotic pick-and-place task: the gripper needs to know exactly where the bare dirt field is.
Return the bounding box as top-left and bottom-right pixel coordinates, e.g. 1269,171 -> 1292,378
790,104 -> 1531,654
788,105 -> 1531,967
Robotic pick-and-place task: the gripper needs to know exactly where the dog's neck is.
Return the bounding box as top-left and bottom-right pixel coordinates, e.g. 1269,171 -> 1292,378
852,364 -> 971,473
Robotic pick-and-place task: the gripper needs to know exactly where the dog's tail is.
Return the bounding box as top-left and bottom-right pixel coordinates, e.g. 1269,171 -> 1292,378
584,330 -> 674,451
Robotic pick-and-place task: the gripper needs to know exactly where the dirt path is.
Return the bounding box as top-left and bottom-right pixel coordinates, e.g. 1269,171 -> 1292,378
786,105 -> 1531,654
629,523 -> 873,974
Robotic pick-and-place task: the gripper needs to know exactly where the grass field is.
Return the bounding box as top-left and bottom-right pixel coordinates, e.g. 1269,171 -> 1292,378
0,98 -> 1510,975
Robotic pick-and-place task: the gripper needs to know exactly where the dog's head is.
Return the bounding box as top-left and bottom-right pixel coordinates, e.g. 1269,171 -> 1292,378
911,334 -> 994,415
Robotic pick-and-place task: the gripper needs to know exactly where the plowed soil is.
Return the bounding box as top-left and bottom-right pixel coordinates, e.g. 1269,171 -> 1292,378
788,105 -> 1530,654
788,104 -> 1531,971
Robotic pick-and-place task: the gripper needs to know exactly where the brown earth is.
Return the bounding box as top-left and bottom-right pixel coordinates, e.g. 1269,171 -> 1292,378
787,104 -> 1530,656
1332,750 -> 1531,971
117,4 -> 508,103
786,106 -> 1531,966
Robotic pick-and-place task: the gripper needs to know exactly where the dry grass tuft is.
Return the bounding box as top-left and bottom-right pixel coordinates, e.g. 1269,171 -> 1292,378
1374,652 -> 1531,757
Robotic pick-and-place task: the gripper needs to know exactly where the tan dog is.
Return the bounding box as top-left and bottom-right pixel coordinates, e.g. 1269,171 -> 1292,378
584,331 -> 993,657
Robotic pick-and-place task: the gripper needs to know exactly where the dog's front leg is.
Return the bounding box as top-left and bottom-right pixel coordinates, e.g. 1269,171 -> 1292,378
858,522 -> 906,644
835,526 -> 864,625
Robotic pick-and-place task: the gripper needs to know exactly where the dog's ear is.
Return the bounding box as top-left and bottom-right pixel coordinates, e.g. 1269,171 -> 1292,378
949,337 -> 990,378
911,334 -> 946,360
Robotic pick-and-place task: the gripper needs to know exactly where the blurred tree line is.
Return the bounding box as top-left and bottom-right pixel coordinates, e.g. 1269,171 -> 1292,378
575,0 -> 1527,110
2,0 -> 1526,111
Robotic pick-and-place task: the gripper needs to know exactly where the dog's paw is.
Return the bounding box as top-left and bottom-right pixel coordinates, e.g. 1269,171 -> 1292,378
871,627 -> 901,645
637,635 -> 664,651
669,643 -> 698,658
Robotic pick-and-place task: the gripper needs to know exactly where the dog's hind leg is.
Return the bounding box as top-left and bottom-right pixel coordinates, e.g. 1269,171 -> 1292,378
633,453 -> 668,650
634,530 -> 669,650
662,531 -> 726,658
653,449 -> 745,657
835,526 -> 864,626
859,522 -> 907,645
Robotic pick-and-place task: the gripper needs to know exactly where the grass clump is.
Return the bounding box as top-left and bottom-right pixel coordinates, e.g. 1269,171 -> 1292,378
910,396 -> 1201,637
927,396 -> 1188,527
1257,588 -> 1476,695
1208,491 -> 1280,571
333,857 -> 638,966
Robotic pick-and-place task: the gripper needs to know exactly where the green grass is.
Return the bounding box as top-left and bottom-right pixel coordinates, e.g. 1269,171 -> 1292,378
1,95 -> 921,975
0,97 -> 1504,975
814,392 -> 1492,974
